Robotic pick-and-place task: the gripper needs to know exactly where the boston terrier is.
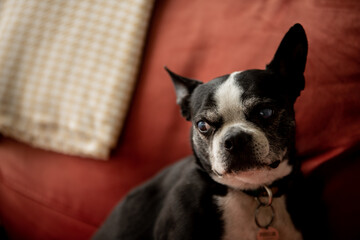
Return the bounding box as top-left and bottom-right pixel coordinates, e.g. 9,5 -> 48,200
93,24 -> 314,240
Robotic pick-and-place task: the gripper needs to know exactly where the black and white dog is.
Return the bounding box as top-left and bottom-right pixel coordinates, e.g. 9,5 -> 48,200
94,24 -> 314,240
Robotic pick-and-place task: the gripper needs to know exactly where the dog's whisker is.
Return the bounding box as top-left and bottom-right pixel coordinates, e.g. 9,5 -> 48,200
213,169 -> 224,177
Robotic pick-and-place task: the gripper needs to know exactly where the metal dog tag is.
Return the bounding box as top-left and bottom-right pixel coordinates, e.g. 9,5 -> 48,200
256,226 -> 279,240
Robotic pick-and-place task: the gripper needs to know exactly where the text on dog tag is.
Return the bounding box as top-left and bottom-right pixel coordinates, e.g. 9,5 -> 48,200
257,226 -> 279,240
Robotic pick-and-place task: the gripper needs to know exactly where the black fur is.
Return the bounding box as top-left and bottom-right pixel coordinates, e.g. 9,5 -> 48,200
93,158 -> 227,240
93,24 -> 313,240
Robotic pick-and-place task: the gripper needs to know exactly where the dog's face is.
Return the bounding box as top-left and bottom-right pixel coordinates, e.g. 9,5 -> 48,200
167,24 -> 307,190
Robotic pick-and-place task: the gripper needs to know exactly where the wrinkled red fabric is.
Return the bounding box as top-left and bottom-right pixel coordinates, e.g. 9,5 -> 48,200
1,0 -> 359,239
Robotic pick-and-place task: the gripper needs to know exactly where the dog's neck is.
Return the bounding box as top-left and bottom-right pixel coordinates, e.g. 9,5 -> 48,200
241,172 -> 297,198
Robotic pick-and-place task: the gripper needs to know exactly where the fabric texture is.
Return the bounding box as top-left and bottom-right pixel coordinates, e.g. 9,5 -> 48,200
0,0 -> 154,159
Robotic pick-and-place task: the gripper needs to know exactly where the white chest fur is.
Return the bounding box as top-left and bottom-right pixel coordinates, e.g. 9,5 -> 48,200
215,190 -> 303,240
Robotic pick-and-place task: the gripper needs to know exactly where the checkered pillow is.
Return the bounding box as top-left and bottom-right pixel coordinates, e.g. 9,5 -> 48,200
0,0 -> 154,159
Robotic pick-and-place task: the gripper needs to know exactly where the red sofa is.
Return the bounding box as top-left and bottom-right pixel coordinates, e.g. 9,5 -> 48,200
1,0 -> 360,239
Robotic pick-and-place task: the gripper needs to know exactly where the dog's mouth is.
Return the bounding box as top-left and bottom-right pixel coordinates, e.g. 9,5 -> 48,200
211,159 -> 293,190
210,148 -> 289,190
213,160 -> 282,177
268,160 -> 281,169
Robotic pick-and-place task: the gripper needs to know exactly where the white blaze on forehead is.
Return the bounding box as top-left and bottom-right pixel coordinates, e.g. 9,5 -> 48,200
210,71 -> 270,175
214,71 -> 244,120
210,71 -> 245,174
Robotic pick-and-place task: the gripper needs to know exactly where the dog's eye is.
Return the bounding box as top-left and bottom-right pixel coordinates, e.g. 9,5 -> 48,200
259,108 -> 274,119
197,121 -> 211,133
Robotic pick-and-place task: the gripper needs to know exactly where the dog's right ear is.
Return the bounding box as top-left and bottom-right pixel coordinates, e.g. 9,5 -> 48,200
266,23 -> 308,101
165,67 -> 202,121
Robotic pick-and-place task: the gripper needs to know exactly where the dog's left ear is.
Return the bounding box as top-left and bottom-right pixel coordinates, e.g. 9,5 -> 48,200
165,67 -> 203,121
266,23 -> 308,100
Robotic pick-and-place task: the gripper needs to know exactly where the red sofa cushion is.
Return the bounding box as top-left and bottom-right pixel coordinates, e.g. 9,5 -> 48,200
1,0 -> 359,239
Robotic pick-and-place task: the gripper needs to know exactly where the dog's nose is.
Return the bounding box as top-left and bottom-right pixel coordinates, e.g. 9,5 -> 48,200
224,132 -> 252,153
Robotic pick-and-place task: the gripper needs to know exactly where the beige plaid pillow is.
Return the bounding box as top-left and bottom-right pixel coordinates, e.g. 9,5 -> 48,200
0,0 -> 154,159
